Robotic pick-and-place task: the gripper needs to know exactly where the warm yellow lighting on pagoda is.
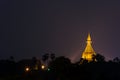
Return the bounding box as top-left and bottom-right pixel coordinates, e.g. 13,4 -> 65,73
87,33 -> 91,41
81,33 -> 96,61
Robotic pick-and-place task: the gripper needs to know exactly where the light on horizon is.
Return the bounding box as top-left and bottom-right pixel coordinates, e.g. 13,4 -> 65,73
25,67 -> 30,72
41,65 -> 45,70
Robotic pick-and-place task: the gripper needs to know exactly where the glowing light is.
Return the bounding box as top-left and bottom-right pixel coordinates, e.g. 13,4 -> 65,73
25,67 -> 30,72
41,65 -> 45,70
47,68 -> 50,71
81,33 -> 96,61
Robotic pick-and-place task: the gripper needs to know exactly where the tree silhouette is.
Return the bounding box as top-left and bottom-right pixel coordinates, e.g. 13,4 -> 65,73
32,57 -> 39,70
42,53 -> 49,67
113,57 -> 120,63
50,53 -> 55,61
9,56 -> 15,62
92,53 -> 105,62
79,58 -> 88,64
42,53 -> 49,62
49,56 -> 71,73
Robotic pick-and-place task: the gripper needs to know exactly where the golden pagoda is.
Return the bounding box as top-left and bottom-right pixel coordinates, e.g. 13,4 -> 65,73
81,33 -> 96,61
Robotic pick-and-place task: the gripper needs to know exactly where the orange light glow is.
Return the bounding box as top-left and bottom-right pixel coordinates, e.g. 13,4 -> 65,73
25,67 -> 30,72
41,65 -> 45,70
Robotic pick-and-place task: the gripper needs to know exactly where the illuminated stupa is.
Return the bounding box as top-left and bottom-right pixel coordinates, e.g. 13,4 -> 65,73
81,33 -> 96,61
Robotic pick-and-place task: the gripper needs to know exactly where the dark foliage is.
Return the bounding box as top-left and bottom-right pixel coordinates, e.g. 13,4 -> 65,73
93,53 -> 105,62
42,53 -> 49,62
1,54 -> 120,80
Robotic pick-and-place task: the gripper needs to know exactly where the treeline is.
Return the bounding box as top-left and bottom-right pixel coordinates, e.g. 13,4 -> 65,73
0,53 -> 120,80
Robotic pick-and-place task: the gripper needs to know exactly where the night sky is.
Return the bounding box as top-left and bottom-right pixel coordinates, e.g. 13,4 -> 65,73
0,0 -> 120,62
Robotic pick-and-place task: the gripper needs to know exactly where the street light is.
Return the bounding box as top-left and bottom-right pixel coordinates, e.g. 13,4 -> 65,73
41,65 -> 45,70
25,67 -> 30,72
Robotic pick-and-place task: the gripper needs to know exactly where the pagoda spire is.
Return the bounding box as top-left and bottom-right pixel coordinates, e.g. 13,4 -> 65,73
87,33 -> 91,41
81,33 -> 96,61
